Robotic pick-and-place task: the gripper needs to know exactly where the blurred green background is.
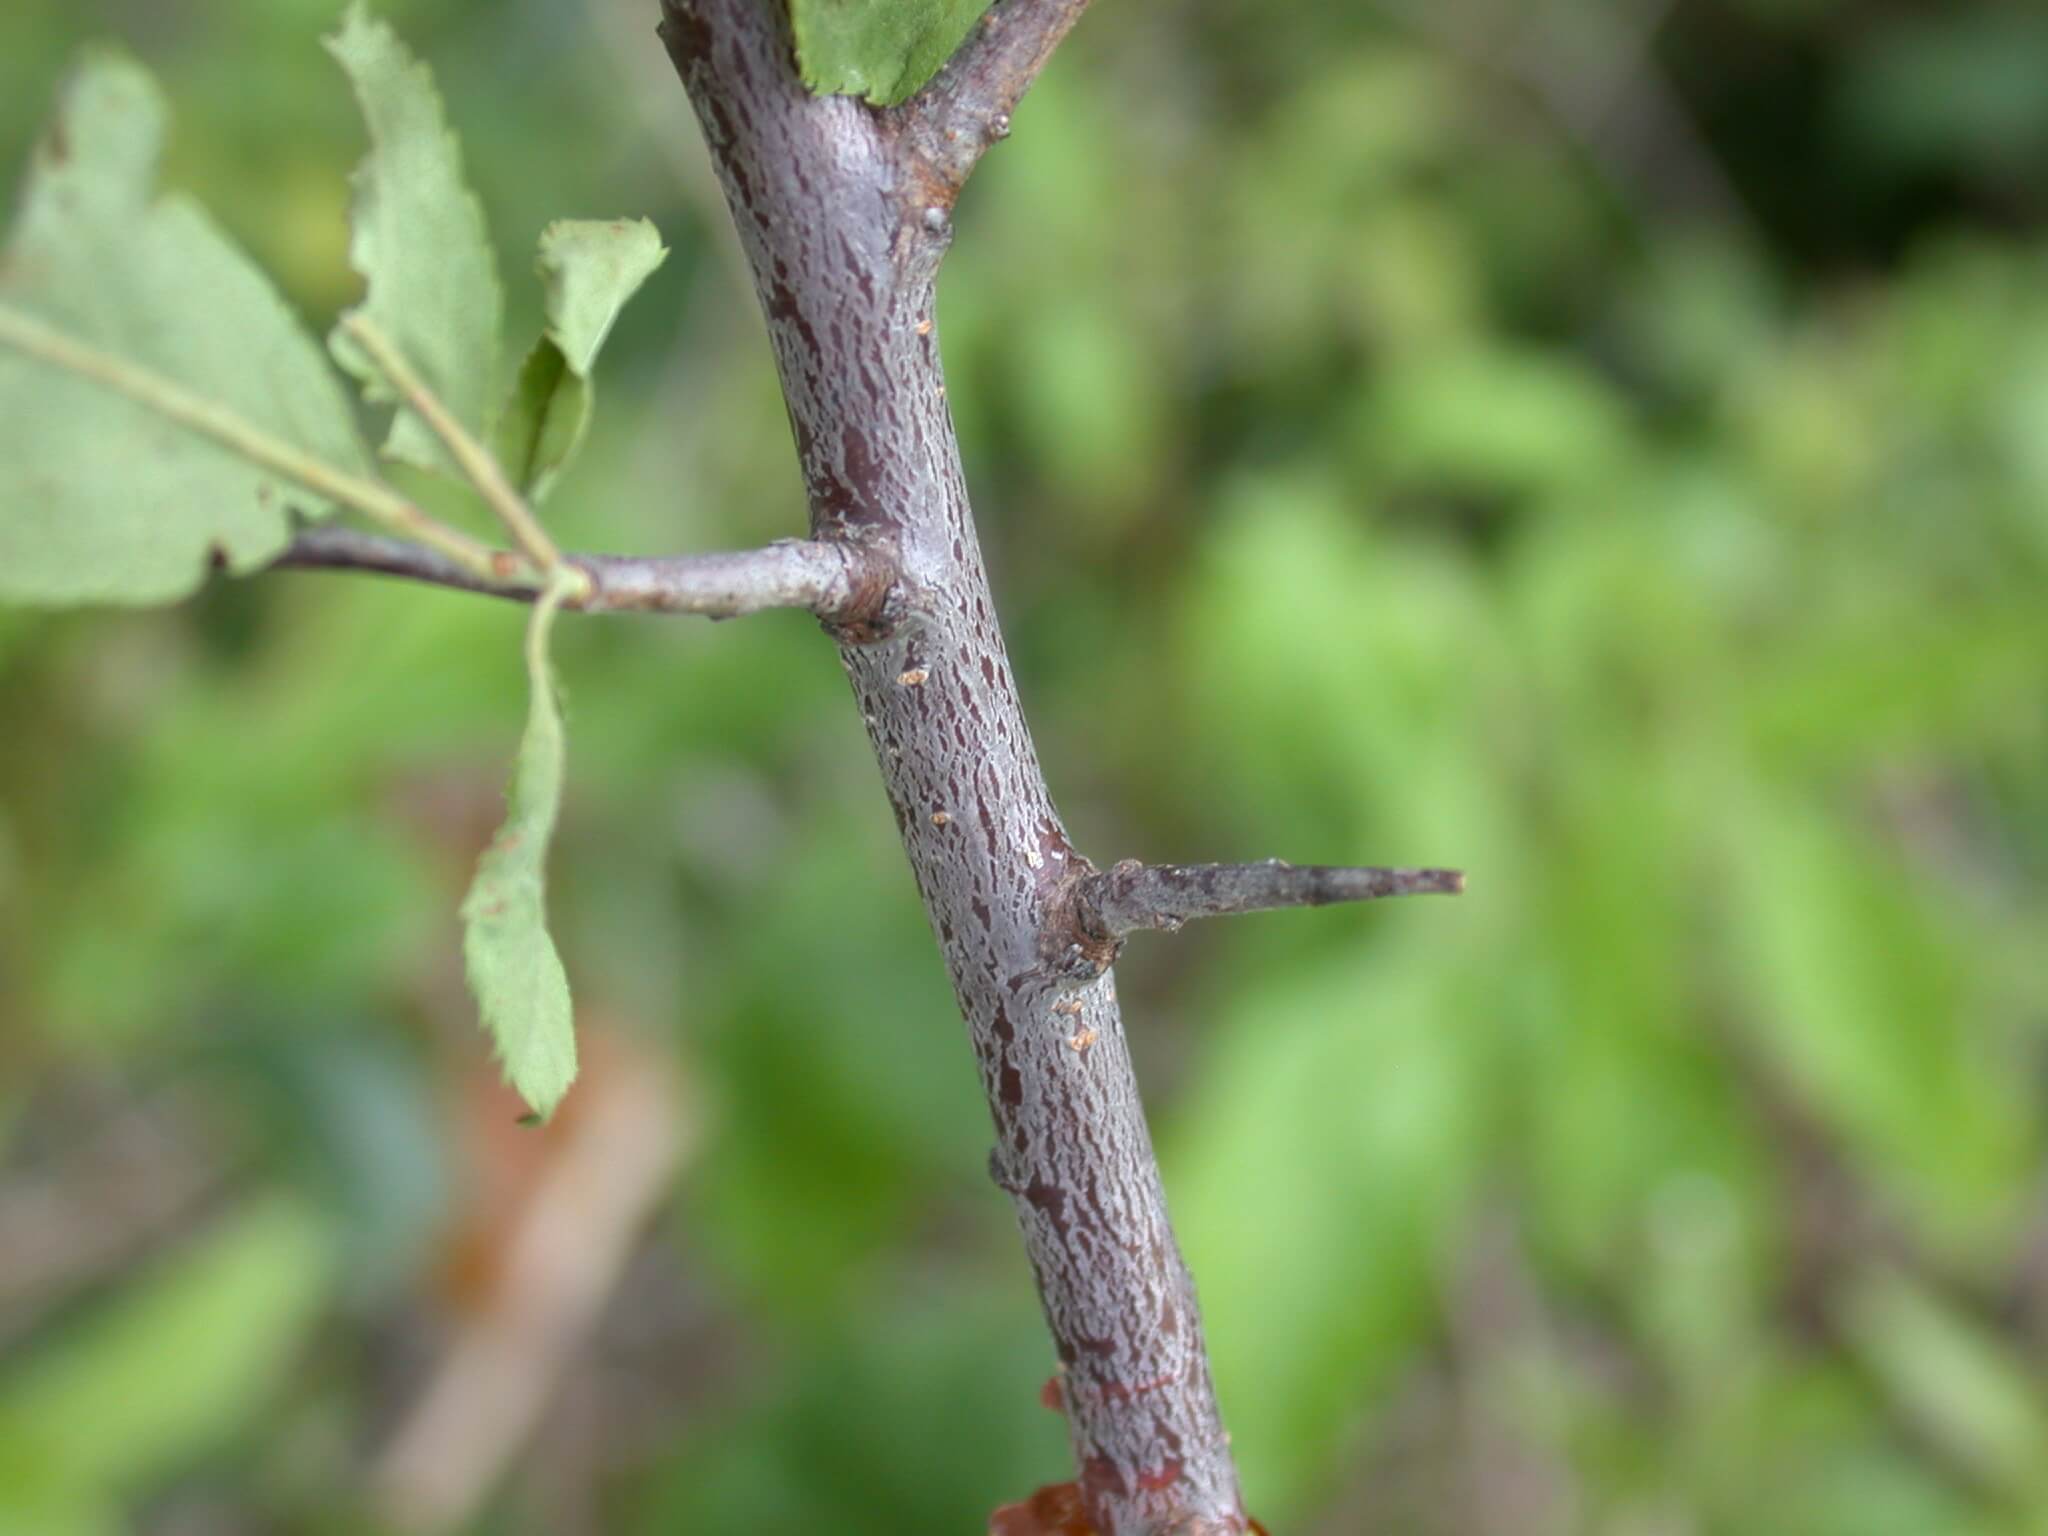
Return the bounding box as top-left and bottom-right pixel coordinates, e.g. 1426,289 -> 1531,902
3,0 -> 2047,1531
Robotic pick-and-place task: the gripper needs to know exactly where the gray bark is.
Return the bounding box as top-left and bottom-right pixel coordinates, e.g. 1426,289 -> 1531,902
657,2 -> 1249,1530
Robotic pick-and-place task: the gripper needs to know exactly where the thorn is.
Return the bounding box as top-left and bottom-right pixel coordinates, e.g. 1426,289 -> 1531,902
1079,859 -> 1465,939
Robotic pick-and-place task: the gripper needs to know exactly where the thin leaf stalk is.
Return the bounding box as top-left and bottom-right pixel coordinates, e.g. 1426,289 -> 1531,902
340,313 -> 587,598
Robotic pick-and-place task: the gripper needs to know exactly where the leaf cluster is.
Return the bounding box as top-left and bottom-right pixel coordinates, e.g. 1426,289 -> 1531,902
0,6 -> 667,1119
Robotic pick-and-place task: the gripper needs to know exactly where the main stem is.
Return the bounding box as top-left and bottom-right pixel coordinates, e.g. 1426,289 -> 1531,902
659,3 -> 1246,1530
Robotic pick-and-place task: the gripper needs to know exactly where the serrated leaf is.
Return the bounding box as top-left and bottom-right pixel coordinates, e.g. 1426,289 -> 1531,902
326,3 -> 502,477
536,218 -> 667,375
494,218 -> 666,502
461,584 -> 577,1119
0,53 -> 369,606
789,0 -> 993,107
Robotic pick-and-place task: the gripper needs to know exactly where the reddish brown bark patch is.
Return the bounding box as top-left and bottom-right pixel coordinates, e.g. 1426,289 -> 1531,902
989,1481 -> 1093,1536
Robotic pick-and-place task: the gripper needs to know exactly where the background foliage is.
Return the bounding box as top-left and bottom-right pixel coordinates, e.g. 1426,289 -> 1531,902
2,0 -> 2046,1531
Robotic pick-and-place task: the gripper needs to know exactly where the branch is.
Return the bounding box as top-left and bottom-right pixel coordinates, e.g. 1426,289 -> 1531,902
1078,858 -> 1466,940
271,525 -> 892,621
662,2 -> 1259,1528
896,0 -> 1094,195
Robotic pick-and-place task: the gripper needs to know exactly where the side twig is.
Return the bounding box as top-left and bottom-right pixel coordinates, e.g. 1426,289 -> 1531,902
897,0 -> 1095,196
1077,858 -> 1465,941
271,525 -> 892,620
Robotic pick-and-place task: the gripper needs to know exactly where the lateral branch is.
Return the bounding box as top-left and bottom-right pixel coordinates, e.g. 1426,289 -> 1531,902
898,0 -> 1095,195
272,525 -> 892,621
1077,858 -> 1466,940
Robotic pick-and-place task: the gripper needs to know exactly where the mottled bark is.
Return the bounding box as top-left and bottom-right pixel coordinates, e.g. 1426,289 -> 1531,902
657,1 -> 1249,1530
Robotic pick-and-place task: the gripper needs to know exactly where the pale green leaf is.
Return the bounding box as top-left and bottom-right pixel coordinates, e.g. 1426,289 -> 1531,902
1724,796 -> 2033,1251
0,53 -> 368,606
326,3 -> 502,476
0,1198 -> 332,1493
494,218 -> 666,502
536,218 -> 667,376
1843,1269 -> 2048,1499
1169,953 -> 1485,1511
789,0 -> 993,107
494,343 -> 591,505
461,584 -> 577,1119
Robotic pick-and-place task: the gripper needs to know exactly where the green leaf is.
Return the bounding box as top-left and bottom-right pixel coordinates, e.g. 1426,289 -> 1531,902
788,0 -> 992,107
326,3 -> 502,476
461,582 -> 578,1119
1841,1269 -> 2048,1499
1169,952 -> 1486,1513
1724,795 -> 2033,1252
495,218 -> 666,502
0,53 -> 368,606
535,218 -> 668,376
496,343 -> 590,507
0,1198 -> 332,1494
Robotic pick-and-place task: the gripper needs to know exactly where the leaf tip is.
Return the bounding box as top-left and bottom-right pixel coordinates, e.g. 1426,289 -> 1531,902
325,0 -> 385,55
503,1064 -> 577,1122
